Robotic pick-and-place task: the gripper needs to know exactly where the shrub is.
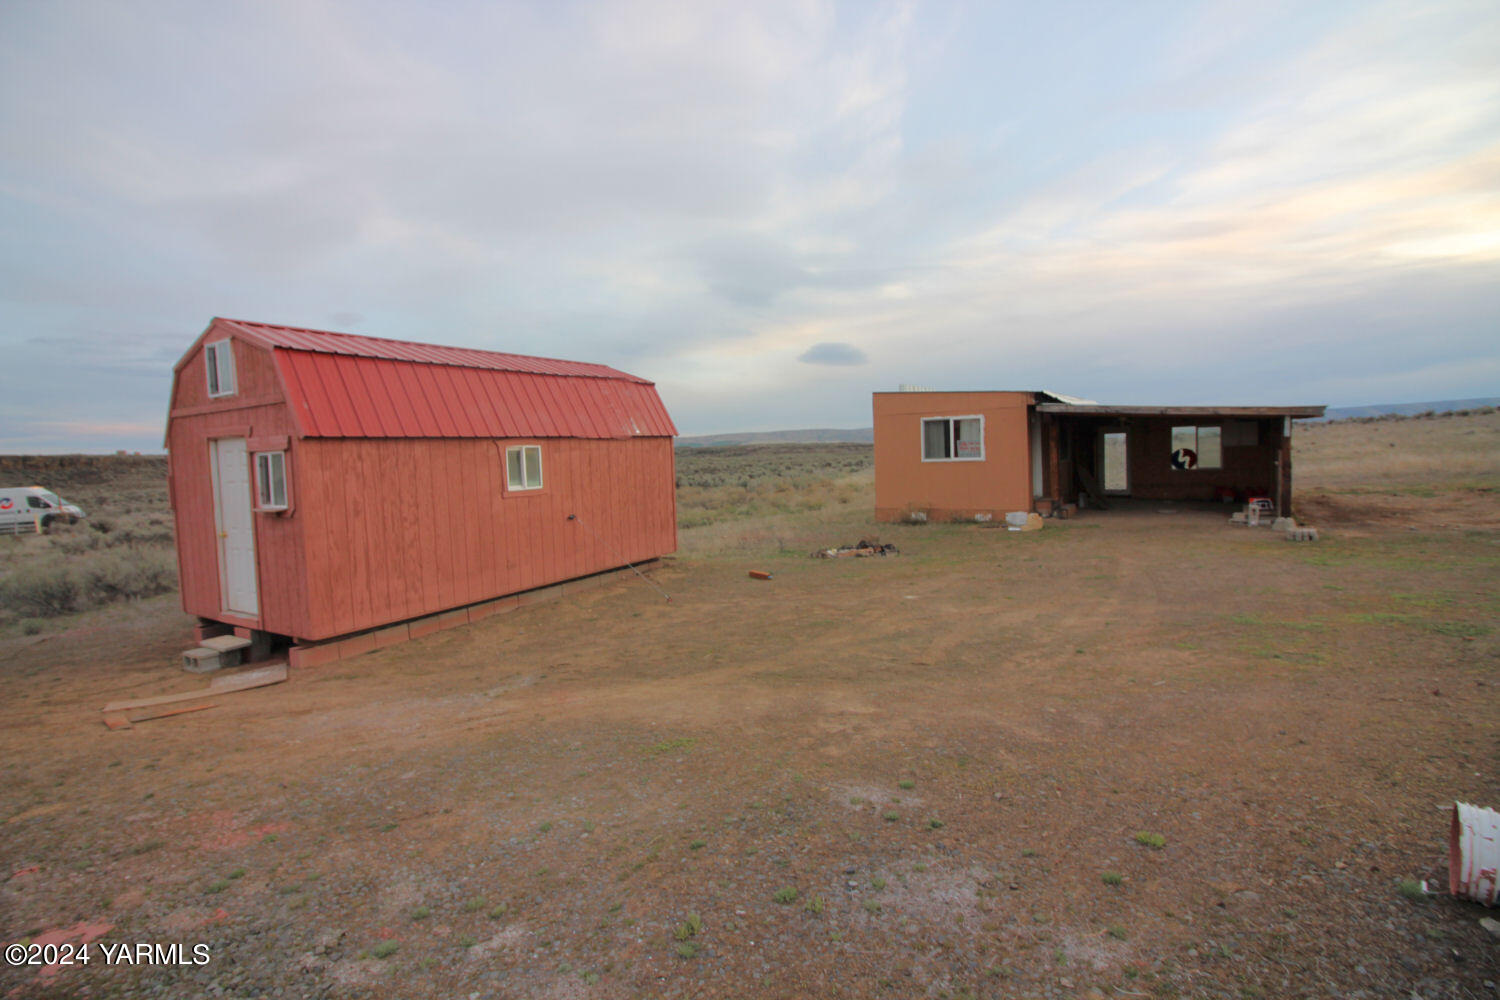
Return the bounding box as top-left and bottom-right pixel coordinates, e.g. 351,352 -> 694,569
52,533 -> 102,555
82,551 -> 177,603
1,566 -> 82,617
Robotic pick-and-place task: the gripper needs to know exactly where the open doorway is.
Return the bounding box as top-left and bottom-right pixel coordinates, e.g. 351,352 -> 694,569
1101,430 -> 1128,494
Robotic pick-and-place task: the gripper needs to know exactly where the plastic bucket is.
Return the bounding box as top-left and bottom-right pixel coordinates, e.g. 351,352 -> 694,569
1449,801 -> 1500,905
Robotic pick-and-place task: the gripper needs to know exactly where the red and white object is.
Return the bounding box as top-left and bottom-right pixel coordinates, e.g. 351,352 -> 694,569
1450,801 -> 1500,905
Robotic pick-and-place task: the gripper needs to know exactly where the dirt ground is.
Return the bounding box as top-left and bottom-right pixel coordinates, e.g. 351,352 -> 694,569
3,427 -> 1499,999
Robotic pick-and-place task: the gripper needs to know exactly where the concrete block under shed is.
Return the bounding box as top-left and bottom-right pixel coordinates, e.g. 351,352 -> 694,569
409,608 -> 469,639
193,621 -> 234,644
182,647 -> 223,673
288,641 -> 341,670
468,595 -> 521,622
181,636 -> 249,672
516,583 -> 566,608
232,626 -> 274,662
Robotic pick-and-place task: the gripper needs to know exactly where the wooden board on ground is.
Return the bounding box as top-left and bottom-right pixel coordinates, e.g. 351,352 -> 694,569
100,663 -> 287,714
1075,466 -> 1110,510
129,703 -> 217,724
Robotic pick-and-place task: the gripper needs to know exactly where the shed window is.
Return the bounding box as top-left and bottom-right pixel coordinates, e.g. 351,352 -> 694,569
1169,426 -> 1223,470
255,451 -> 288,510
205,339 -> 237,398
921,416 -> 984,461
506,445 -> 543,491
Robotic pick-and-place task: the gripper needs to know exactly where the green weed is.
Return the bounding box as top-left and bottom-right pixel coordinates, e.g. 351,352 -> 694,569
1397,879 -> 1428,902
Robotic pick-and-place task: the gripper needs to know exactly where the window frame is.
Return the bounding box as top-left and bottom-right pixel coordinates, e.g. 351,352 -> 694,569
1169,425 -> 1223,471
254,450 -> 289,512
205,339 -> 237,399
504,444 -> 544,493
920,415 -> 985,463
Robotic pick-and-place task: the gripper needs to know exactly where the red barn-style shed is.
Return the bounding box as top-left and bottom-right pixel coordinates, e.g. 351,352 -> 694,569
166,318 -> 677,657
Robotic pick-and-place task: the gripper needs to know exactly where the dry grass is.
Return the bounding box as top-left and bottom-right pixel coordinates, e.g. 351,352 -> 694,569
0,456 -> 176,632
674,443 -> 871,531
1295,408 -> 1500,493
1,422 -> 1498,998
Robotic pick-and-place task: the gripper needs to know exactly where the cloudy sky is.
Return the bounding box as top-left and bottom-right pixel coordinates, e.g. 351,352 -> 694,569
2,0 -> 1497,452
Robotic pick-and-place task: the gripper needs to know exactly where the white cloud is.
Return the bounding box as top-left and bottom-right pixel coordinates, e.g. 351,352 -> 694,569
0,0 -> 1497,448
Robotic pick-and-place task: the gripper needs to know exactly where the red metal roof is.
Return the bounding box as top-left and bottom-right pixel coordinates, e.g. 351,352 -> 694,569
213,318 -> 676,440
219,318 -> 651,381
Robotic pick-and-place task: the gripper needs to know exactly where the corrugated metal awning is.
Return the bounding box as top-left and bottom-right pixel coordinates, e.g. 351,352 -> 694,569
1035,403 -> 1326,418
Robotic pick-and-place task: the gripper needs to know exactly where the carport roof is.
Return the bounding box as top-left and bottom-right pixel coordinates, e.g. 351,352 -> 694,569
1035,403 -> 1326,418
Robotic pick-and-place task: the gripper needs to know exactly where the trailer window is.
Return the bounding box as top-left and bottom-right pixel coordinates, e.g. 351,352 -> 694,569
255,451 -> 288,510
1170,426 -> 1222,470
921,416 -> 983,461
506,445 -> 543,491
205,339 -> 237,398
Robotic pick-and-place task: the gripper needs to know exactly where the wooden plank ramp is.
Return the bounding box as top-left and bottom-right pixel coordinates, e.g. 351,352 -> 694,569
101,663 -> 286,714
1075,466 -> 1111,510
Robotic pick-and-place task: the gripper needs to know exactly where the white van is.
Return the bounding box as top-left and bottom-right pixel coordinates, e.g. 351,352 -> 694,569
0,486 -> 87,534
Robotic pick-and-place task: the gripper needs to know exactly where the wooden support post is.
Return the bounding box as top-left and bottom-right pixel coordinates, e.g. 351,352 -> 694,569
1277,416 -> 1294,517
1046,418 -> 1062,505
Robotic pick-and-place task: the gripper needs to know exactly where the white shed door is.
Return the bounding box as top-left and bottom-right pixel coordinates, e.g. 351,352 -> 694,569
211,437 -> 259,616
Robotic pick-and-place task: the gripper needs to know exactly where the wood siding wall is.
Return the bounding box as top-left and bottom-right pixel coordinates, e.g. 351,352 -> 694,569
873,391 -> 1033,522
169,333 -> 678,641
1121,418 -> 1281,502
168,338 -> 305,631
291,436 -> 676,641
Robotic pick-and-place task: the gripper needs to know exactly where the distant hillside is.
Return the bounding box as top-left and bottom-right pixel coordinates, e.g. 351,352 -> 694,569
1319,398 -> 1499,421
676,427 -> 873,447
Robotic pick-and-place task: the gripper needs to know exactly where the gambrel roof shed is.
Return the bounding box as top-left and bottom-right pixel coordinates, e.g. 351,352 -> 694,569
167,318 -> 678,649
173,318 -> 676,442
